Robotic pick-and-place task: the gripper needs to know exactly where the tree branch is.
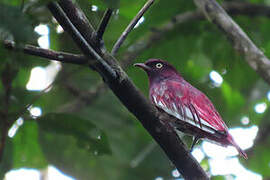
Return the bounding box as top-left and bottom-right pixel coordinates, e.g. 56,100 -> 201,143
111,0 -> 155,56
58,1 -> 95,41
58,0 -> 103,52
47,1 -> 208,179
48,2 -> 117,80
194,0 -> 270,85
3,40 -> 88,65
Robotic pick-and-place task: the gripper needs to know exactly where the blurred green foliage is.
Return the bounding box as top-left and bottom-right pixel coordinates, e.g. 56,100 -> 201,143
0,0 -> 270,179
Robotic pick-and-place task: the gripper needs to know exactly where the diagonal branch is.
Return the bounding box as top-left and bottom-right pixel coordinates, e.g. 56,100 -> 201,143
47,1 -> 208,179
194,0 -> 270,84
111,0 -> 155,56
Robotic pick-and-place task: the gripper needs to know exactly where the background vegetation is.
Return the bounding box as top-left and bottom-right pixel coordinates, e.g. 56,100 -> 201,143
0,0 -> 270,179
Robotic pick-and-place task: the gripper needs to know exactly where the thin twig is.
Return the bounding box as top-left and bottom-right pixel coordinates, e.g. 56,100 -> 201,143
111,0 -> 155,56
97,9 -> 113,40
3,40 -> 88,65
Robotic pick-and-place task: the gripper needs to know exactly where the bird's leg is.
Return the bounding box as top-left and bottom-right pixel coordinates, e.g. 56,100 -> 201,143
190,135 -> 200,152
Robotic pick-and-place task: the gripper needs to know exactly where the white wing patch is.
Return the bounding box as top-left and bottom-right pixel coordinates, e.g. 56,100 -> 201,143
152,93 -> 218,134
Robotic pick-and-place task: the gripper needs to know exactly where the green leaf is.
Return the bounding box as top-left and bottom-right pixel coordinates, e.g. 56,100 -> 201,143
38,113 -> 111,156
37,113 -> 111,179
0,4 -> 37,43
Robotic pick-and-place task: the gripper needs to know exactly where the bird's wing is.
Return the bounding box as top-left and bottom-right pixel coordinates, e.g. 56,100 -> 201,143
150,79 -> 247,158
150,79 -> 227,134
186,82 -> 227,132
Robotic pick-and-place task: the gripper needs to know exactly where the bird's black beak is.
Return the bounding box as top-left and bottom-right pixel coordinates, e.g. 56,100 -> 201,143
134,63 -> 151,71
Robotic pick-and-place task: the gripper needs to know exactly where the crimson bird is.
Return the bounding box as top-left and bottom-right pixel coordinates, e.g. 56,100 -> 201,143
134,59 -> 247,159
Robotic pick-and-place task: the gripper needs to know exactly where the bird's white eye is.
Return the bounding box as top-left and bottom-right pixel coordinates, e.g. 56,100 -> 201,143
156,63 -> 163,69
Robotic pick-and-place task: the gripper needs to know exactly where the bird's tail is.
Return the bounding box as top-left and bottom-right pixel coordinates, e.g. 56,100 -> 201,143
227,134 -> 248,159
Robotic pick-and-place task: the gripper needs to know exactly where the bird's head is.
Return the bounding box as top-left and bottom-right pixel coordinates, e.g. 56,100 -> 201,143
134,59 -> 181,83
